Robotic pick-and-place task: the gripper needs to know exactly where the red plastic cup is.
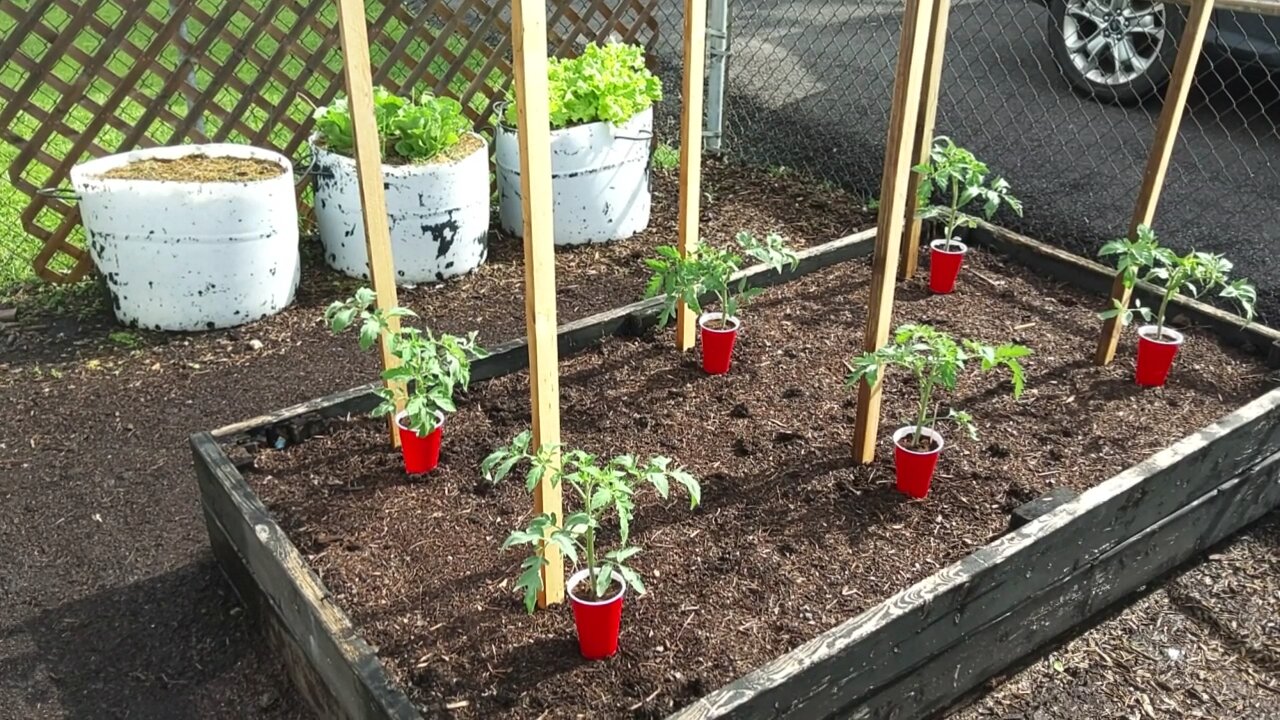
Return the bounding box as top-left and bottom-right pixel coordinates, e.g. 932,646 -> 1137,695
892,426 -> 945,499
1135,325 -> 1185,387
699,312 -> 741,375
567,568 -> 627,660
395,411 -> 444,474
929,239 -> 967,294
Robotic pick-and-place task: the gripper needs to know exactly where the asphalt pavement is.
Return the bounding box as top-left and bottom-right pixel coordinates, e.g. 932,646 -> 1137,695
657,0 -> 1280,322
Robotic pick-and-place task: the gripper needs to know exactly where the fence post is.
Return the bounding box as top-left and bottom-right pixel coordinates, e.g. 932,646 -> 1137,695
705,0 -> 730,153
1095,0 -> 1216,366
852,0 -> 940,463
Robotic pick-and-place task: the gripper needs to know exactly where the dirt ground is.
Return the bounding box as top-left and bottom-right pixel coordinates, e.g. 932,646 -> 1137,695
1,156 -> 1276,719
0,158 -> 870,719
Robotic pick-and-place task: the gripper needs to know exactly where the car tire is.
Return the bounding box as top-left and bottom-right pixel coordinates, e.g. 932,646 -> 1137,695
1048,0 -> 1187,104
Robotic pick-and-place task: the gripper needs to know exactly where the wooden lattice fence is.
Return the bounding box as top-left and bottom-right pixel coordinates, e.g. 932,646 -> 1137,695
0,0 -> 660,283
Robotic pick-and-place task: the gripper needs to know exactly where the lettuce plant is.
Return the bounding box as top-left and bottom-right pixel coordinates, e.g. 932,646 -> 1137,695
313,88 -> 471,163
845,324 -> 1030,449
503,42 -> 662,129
1099,225 -> 1256,337
644,231 -> 798,330
484,433 -> 700,611
914,137 -> 1022,251
325,288 -> 487,435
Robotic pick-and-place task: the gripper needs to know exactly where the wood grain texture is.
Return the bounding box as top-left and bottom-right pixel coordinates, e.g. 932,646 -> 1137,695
670,386 -> 1280,719
510,0 -> 565,607
898,0 -> 952,280
674,0 -> 708,351
845,444 -> 1280,720
194,433 -> 422,720
853,0 -> 939,462
968,221 -> 1280,364
1095,0 -> 1216,366
335,0 -> 404,447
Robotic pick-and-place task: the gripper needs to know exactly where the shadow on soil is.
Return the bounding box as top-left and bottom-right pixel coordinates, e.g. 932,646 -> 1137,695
0,558 -> 294,719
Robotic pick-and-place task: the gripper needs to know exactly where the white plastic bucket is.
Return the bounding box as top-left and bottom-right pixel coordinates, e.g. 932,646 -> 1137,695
495,106 -> 652,246
312,134 -> 489,285
69,143 -> 300,331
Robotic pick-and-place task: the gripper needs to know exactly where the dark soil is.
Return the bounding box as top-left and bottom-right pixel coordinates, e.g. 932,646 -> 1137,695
952,514 -> 1280,720
246,249 -> 1273,719
0,157 -> 870,719
100,156 -> 286,182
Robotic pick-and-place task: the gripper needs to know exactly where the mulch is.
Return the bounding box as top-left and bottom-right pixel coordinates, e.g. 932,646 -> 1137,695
0,158 -> 871,719
245,248 -> 1273,719
951,514 -> 1280,720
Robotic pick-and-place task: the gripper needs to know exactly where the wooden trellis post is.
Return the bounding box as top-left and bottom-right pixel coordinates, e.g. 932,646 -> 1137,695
852,0 -> 941,463
899,0 -> 952,279
335,0 -> 403,448
511,0 -> 566,607
675,0 -> 709,352
1095,0 -> 1215,365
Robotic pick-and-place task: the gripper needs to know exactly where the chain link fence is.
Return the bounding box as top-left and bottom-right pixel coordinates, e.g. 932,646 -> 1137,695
707,0 -> 1280,320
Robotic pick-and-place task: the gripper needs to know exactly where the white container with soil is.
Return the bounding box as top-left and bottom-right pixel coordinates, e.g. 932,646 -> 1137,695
68,143 -> 300,331
310,89 -> 489,284
495,42 -> 661,246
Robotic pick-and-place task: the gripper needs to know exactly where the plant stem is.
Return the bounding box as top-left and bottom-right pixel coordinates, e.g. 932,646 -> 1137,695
914,373 -> 934,447
583,479 -> 596,597
946,176 -> 960,250
1156,287 -> 1174,338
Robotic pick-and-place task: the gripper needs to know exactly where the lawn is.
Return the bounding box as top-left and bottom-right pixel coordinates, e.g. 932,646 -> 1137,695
0,0 -> 506,299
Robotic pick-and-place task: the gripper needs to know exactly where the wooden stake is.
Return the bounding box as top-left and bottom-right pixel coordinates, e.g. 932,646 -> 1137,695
335,0 -> 402,448
852,0 -> 940,463
510,0 -> 565,607
899,0 -> 952,280
675,0 -> 709,351
1095,0 -> 1214,366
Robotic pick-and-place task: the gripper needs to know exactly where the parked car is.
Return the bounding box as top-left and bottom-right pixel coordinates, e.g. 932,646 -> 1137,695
1040,0 -> 1280,103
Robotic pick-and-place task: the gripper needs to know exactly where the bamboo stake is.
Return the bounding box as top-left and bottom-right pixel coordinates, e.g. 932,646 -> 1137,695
335,0 -> 402,448
675,0 -> 709,351
899,0 -> 952,279
853,0 -> 940,463
510,0 -> 565,607
1095,0 -> 1215,366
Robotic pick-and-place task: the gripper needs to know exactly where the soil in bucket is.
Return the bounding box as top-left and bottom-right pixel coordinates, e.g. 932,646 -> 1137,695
99,156 -> 285,182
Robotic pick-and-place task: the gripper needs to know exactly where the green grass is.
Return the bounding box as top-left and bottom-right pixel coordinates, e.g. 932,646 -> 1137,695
0,0 -> 505,304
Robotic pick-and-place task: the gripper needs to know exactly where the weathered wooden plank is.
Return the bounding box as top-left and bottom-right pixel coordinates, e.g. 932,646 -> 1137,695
193,432 -> 420,720
669,386 -> 1280,719
204,505 -> 357,720
968,222 -> 1280,362
848,448 -> 1280,720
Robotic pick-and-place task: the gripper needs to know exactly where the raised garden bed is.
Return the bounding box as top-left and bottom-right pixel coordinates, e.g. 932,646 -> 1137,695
193,224 -> 1280,720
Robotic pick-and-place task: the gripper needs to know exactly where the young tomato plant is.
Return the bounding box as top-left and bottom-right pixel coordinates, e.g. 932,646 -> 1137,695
1099,224 -> 1256,336
913,136 -> 1022,250
503,41 -> 663,129
313,88 -> 471,163
483,433 -> 701,611
845,324 -> 1030,449
325,288 -> 487,435
643,231 -> 799,330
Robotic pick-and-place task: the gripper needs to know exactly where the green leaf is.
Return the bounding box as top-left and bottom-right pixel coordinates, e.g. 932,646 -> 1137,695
616,563 -> 646,596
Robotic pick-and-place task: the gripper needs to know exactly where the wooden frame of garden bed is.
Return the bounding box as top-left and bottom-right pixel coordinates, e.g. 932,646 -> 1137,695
192,225 -> 1280,720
